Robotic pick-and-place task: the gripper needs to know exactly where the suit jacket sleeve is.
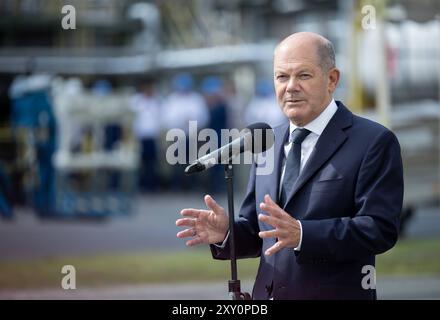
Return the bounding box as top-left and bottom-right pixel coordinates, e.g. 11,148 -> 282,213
297,130 -> 404,263
210,161 -> 262,260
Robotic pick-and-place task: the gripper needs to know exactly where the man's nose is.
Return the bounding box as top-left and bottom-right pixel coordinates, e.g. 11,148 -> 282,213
286,77 -> 300,92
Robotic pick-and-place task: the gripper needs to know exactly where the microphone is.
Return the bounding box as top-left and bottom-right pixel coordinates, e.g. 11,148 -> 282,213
184,122 -> 274,175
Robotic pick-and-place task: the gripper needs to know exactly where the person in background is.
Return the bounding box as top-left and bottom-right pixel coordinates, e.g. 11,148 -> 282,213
162,73 -> 209,191
130,78 -> 161,193
201,76 -> 229,194
244,78 -> 286,128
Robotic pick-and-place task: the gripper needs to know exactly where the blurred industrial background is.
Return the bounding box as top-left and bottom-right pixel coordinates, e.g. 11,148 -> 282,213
0,0 -> 439,299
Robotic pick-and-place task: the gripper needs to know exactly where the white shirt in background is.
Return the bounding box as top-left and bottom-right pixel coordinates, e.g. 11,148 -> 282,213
130,93 -> 162,139
162,91 -> 209,133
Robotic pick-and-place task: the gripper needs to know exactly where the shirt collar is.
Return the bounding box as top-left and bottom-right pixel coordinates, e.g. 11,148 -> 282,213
289,98 -> 338,138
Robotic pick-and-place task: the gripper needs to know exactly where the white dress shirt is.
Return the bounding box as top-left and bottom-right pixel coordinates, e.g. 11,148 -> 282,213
216,99 -> 338,250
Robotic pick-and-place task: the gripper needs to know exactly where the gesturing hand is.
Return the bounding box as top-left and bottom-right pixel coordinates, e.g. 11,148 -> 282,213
258,194 -> 301,256
176,195 -> 229,246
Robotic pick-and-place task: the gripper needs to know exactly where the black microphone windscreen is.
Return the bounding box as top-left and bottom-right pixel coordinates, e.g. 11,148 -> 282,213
244,122 -> 274,154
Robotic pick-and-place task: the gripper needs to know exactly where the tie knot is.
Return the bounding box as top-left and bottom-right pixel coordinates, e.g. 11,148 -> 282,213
290,128 -> 311,144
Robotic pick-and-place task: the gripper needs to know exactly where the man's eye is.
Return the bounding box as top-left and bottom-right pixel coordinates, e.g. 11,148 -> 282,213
299,74 -> 311,79
276,75 -> 288,80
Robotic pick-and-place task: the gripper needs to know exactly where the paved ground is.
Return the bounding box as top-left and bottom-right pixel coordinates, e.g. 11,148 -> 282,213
1,276 -> 440,300
1,193 -> 439,261
0,193 -> 439,300
0,193 -> 217,260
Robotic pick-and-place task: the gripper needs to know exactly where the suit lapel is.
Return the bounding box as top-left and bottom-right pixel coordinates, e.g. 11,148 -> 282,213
260,122 -> 289,204
282,102 -> 353,210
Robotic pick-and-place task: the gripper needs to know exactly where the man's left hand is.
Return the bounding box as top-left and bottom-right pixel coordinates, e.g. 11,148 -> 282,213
258,194 -> 301,256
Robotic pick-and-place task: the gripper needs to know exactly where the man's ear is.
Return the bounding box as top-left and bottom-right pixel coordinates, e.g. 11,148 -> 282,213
328,68 -> 340,92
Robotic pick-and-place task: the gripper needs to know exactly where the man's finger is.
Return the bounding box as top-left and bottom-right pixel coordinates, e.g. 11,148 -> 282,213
259,202 -> 282,218
265,241 -> 284,256
258,229 -> 278,239
260,195 -> 284,218
176,228 -> 196,239
264,194 -> 282,209
264,194 -> 274,204
204,195 -> 224,215
175,218 -> 196,227
180,208 -> 204,218
186,237 -> 205,247
258,214 -> 282,228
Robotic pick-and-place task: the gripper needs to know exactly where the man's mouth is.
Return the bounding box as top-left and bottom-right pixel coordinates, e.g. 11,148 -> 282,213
285,99 -> 304,104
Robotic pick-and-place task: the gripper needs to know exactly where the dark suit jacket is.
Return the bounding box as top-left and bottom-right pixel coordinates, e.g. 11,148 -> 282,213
210,101 -> 403,300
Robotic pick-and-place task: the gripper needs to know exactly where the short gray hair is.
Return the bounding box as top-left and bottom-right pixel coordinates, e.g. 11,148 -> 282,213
316,39 -> 336,72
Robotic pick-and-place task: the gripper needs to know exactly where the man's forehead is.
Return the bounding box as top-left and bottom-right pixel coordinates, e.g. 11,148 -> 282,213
274,58 -> 319,71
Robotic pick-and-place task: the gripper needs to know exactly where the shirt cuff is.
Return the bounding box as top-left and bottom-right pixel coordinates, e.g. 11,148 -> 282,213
213,230 -> 230,248
293,220 -> 303,251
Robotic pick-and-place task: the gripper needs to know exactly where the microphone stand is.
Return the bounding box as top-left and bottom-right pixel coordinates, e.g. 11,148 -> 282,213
224,162 -> 251,300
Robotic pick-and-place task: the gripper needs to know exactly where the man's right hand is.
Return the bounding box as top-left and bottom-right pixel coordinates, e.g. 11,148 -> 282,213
176,195 -> 229,246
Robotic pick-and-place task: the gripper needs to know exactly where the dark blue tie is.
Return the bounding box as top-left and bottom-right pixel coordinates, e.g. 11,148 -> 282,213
279,128 -> 311,207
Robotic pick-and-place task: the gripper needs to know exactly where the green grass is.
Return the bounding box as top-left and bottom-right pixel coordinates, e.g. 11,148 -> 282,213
0,248 -> 259,290
0,237 -> 439,290
376,237 -> 440,275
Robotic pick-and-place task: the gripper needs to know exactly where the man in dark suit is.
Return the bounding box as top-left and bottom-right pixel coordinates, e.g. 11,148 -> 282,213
176,32 -> 403,300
